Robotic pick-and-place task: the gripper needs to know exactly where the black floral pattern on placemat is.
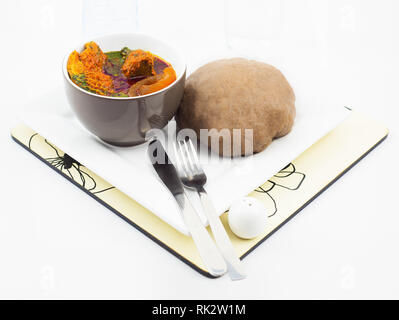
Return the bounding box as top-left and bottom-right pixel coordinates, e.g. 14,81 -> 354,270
255,163 -> 306,217
28,133 -> 115,195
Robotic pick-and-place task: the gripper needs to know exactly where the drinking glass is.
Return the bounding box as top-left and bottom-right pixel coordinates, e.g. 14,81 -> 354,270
82,0 -> 138,38
224,0 -> 284,61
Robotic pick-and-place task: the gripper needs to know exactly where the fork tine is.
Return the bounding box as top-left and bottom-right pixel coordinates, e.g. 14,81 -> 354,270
173,140 -> 183,171
182,139 -> 198,175
176,139 -> 192,177
187,138 -> 203,174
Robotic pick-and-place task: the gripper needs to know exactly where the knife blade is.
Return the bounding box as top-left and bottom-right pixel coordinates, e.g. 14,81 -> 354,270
148,138 -> 227,277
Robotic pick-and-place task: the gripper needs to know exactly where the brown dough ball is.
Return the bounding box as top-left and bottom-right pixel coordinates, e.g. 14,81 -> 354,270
176,58 -> 296,157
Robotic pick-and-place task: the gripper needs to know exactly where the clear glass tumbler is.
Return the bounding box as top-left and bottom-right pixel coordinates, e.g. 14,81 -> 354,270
82,0 -> 138,38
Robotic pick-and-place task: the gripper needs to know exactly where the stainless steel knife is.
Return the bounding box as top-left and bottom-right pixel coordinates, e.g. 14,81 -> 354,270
148,138 -> 227,277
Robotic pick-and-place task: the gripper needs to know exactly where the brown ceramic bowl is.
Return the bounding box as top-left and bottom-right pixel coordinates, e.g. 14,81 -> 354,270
62,33 -> 186,146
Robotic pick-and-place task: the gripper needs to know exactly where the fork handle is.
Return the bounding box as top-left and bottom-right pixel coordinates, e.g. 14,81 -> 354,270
176,193 -> 227,277
198,188 -> 246,280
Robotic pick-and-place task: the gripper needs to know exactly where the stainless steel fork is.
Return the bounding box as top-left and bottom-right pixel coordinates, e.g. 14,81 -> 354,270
174,138 -> 246,281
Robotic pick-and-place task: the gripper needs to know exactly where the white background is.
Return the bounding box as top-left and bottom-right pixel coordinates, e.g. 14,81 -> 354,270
0,0 -> 398,299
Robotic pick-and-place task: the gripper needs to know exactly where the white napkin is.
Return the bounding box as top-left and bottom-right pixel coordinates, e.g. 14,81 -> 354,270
20,88 -> 349,234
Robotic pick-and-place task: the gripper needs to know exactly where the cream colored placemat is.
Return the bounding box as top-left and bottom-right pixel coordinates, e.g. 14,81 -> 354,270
12,111 -> 388,277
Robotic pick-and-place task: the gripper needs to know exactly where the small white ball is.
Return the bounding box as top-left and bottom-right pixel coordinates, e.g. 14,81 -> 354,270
228,197 -> 268,239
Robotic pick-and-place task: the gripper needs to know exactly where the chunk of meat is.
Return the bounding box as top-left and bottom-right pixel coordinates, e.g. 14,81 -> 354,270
121,49 -> 156,78
128,67 -> 176,97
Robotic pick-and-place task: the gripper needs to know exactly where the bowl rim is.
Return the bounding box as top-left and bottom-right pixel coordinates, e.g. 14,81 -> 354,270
62,32 -> 186,100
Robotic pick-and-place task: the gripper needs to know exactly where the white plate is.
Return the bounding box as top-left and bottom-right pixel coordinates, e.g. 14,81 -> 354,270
20,88 -> 349,235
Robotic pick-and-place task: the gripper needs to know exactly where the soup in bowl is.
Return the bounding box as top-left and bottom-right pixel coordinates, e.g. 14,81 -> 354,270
62,33 -> 186,146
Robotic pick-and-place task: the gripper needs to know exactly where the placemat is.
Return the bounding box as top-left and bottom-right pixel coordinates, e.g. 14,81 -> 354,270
11,111 -> 388,278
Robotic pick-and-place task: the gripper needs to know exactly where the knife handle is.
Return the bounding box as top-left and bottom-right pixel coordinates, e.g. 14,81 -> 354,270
176,193 -> 227,277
